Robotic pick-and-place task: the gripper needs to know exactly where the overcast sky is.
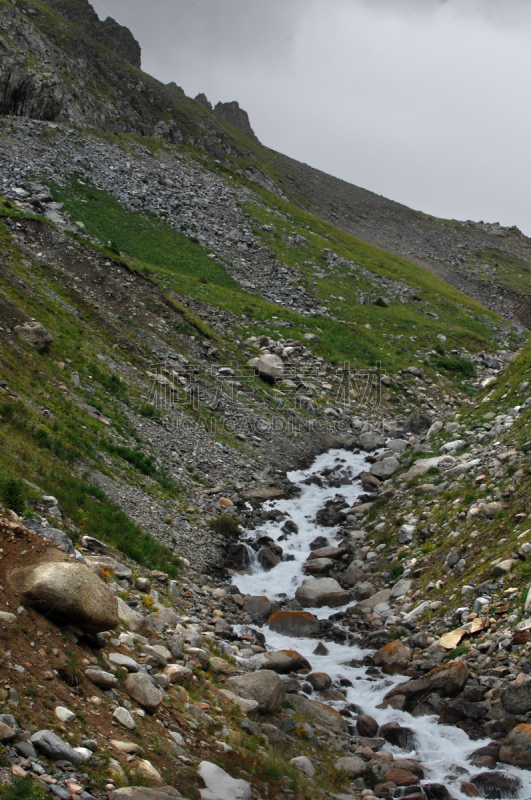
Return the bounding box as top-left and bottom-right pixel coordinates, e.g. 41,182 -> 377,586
92,0 -> 531,235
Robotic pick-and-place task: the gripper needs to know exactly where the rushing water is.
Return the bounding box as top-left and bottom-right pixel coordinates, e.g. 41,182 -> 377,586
232,448 -> 531,800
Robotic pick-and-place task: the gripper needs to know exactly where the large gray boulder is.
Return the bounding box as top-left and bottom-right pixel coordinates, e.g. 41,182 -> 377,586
358,431 -> 385,451
117,597 -> 147,634
225,670 -> 285,713
501,678 -> 531,715
15,560 -> 118,633
295,577 -> 350,608
334,756 -> 366,778
370,457 -> 400,479
30,730 -> 83,763
289,694 -> 348,734
198,761 -> 252,800
14,321 -> 53,353
247,354 -> 284,381
85,669 -> 118,689
125,674 -> 163,714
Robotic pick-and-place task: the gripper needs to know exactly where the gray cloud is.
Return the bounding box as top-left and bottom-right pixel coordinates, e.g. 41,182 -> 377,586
92,0 -> 531,234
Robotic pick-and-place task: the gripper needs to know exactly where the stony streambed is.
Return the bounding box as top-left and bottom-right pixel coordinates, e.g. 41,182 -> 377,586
232,448 -> 531,800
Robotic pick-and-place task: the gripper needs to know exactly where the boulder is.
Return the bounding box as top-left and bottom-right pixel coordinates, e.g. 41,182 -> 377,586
15,560 -> 118,633
290,756 -> 315,777
198,761 -> 252,800
85,669 -> 118,689
390,579 -> 413,599
407,412 -> 431,434
295,578 -> 350,608
117,598 -> 147,634
307,672 -> 331,691
499,724 -> 531,767
358,432 -> 385,451
370,457 -> 400,479
342,563 -> 366,586
470,772 -> 521,799
356,715 -> 378,738
152,606 -> 179,627
268,610 -> 319,637
0,722 -> 15,742
252,650 -> 307,674
380,722 -> 417,750
334,756 -> 366,778
385,768 -> 420,787
492,560 -> 515,578
501,679 -> 531,715
15,321 -> 53,352
374,641 -> 412,675
113,707 -> 136,730
109,653 -> 139,672
110,789 -> 183,800
242,488 -> 285,503
226,670 -> 285,713
288,694 -> 348,734
304,557 -> 334,575
380,662 -> 469,712
247,354 -> 284,381
356,588 -> 391,612
30,730 -> 83,763
125,674 -> 163,714
164,665 -> 193,685
242,596 -> 272,619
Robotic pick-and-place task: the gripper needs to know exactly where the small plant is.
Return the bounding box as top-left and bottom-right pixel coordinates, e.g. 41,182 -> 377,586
445,645 -> 470,660
0,476 -> 26,515
0,777 -> 45,799
361,765 -> 379,789
390,563 -> 404,580
208,514 -> 242,538
23,679 -> 38,698
374,297 -> 388,307
388,628 -> 408,640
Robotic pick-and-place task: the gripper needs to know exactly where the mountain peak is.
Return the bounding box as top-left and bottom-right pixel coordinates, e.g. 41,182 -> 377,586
214,100 -> 256,137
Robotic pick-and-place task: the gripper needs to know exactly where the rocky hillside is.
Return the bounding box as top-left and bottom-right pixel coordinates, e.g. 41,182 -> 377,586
2,0 -> 531,327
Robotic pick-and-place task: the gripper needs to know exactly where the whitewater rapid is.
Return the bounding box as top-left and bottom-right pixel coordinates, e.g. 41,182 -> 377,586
232,448 -> 531,799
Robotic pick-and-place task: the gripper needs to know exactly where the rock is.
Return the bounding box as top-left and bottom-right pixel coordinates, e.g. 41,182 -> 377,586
124,674 -> 163,714
374,641 -> 412,675
85,669 -> 118,690
0,722 -> 15,742
198,761 -> 252,800
358,432 -> 385,451
0,612 -> 17,624
15,321 -> 53,352
247,354 -> 284,381
30,524 -> 75,555
356,588 -> 392,612
439,630 -> 466,650
356,715 -> 378,738
381,662 -> 469,711
135,577 -> 152,593
110,789 -> 182,800
81,535 -> 109,553
385,769 -> 420,787
390,579 -> 413,599
470,772 -> 521,799
136,760 -> 163,785
402,456 -> 452,482
334,756 -> 366,778
153,605 -> 179,627
387,438 -> 408,453
164,665 -> 193,685
483,502 -> 508,518
501,679 -> 531,715
257,547 -> 281,571
342,563 -> 366,586
307,672 -> 331,691
499,724 -> 531,767
109,653 -> 139,672
253,650 -> 307,674
243,488 -> 285,503
492,560 -> 515,578
295,578 -> 350,608
242,596 -> 272,619
289,694 -> 348,734
55,706 -> 75,723
117,598 -> 147,634
407,412 -> 431,434
225,670 -> 285,713
304,557 -> 334,575
380,722 -> 417,750
113,707 -> 136,729
268,610 -> 320,637
290,756 -> 315,777
15,560 -> 118,633
214,101 -> 255,136
370,457 -> 400,479
218,690 -> 259,715
30,730 -> 83,763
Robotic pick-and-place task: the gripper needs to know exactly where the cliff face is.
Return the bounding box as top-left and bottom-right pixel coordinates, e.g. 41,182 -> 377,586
214,100 -> 256,137
40,0 -> 141,67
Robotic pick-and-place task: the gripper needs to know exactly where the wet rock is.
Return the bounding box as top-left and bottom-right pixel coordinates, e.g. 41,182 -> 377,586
380,662 -> 469,711
423,784 -> 451,800
268,610 -> 320,637
307,672 -> 331,690
304,557 -> 335,575
252,650 -> 309,674
295,577 -> 350,608
384,769 -> 419,787
225,670 -> 285,713
499,723 -> 531,767
373,641 -> 412,675
470,772 -> 521,799
257,547 -> 281,571
357,715 -> 378,738
380,722 -> 417,750
289,694 -> 348,733
198,761 -> 252,800
242,595 -> 272,619
14,321 -> 53,352
313,641 -> 329,656
125,674 -> 163,714
15,559 -> 118,633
